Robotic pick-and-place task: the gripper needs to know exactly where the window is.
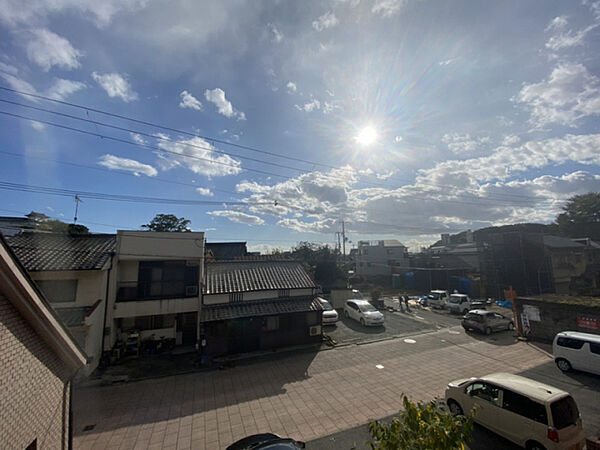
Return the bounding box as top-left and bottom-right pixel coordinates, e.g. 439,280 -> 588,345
590,342 -> 600,355
137,260 -> 199,299
502,390 -> 547,424
230,292 -> 243,302
466,382 -> 500,406
551,396 -> 579,430
556,337 -> 585,349
35,279 -> 77,303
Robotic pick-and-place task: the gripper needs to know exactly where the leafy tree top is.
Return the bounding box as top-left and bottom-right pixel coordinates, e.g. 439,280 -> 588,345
141,214 -> 191,232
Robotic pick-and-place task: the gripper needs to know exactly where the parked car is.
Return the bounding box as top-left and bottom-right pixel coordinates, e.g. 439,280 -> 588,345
227,433 -> 306,450
445,373 -> 585,450
427,289 -> 449,309
462,310 -> 514,335
447,293 -> 476,315
553,331 -> 600,375
343,299 -> 384,327
316,297 -> 339,325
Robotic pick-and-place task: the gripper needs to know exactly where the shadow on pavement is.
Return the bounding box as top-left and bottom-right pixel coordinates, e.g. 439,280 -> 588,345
463,329 -> 521,346
73,348 -> 319,436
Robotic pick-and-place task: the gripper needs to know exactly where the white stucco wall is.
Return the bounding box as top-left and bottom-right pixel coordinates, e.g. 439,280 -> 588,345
30,270 -> 108,308
113,296 -> 201,318
204,288 -> 315,305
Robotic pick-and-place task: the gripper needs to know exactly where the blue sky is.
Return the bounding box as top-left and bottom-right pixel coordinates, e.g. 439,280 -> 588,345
0,0 -> 599,252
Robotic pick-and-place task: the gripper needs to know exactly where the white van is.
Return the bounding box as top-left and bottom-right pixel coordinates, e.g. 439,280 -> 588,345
553,331 -> 600,375
445,373 -> 585,450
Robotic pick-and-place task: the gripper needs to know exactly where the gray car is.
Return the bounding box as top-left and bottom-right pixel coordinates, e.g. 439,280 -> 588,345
461,310 -> 514,335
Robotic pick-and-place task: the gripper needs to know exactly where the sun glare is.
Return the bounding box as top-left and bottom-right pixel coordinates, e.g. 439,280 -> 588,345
356,126 -> 378,146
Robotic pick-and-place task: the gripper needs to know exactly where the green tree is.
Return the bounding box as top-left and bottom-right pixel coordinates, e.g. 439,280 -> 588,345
291,242 -> 343,288
38,220 -> 89,235
367,395 -> 473,450
556,192 -> 600,240
141,214 -> 191,232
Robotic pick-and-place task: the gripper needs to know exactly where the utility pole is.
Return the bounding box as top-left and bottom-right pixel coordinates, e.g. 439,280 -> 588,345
342,220 -> 346,261
73,195 -> 82,224
335,232 -> 342,261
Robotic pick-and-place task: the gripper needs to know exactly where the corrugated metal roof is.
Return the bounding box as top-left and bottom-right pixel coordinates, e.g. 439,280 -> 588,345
201,296 -> 323,322
6,232 -> 116,271
205,260 -> 316,294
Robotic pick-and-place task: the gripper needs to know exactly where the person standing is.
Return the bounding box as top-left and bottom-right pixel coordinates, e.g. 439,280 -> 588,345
404,295 -> 411,313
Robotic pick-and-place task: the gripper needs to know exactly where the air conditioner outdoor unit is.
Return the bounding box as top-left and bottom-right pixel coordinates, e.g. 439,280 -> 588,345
185,285 -> 198,296
309,325 -> 322,336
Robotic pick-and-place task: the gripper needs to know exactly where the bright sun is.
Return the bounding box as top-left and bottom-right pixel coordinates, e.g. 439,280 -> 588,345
356,126 -> 378,146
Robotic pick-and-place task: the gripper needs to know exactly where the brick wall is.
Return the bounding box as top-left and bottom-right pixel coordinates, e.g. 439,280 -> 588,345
514,297 -> 600,342
0,294 -> 71,449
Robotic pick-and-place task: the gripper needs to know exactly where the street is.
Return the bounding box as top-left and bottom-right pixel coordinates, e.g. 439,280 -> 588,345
70,305 -> 600,450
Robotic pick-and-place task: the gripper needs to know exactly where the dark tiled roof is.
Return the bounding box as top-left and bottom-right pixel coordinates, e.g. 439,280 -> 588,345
205,260 -> 316,294
201,296 -> 323,322
55,306 -> 93,327
543,235 -> 585,249
234,254 -> 294,261
6,232 -> 116,271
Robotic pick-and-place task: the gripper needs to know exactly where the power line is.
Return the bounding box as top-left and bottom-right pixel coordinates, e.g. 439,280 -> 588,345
0,109 -> 547,210
0,181 -> 275,206
0,85 -> 554,204
0,98 -> 315,174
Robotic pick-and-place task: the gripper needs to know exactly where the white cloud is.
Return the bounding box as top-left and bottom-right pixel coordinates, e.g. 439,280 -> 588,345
26,29 -> 82,71
130,133 -> 146,145
267,23 -> 283,43
92,72 -> 138,102
46,78 -> 86,100
204,88 -> 246,120
277,217 -> 337,233
372,0 -> 407,17
421,133 -> 600,184
208,210 -> 265,226
312,11 -> 339,31
98,154 -> 157,177
442,133 -> 490,155
502,134 -> 521,146
394,136 -> 403,143
439,58 -> 455,66
286,81 -> 297,93
516,63 -> 600,127
155,134 -> 242,177
545,24 -> 597,51
545,16 -> 568,32
0,73 -> 37,98
295,99 -> 321,112
0,0 -> 149,28
31,121 -> 45,131
196,187 -> 213,196
0,61 -> 18,75
179,90 -> 203,110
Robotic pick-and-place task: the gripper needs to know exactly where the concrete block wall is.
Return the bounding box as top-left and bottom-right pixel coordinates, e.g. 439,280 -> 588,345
0,294 -> 71,449
515,297 -> 600,342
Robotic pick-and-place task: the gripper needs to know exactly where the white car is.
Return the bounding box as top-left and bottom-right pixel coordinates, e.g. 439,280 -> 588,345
445,373 -> 585,450
343,299 -> 384,327
553,331 -> 600,375
316,297 -> 339,325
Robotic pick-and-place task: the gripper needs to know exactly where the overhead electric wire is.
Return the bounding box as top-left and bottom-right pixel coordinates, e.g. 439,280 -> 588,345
0,85 -> 554,205
0,109 -> 546,210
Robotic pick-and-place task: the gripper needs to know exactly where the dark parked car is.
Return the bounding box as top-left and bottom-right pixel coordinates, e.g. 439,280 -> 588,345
461,310 -> 514,335
226,433 -> 306,450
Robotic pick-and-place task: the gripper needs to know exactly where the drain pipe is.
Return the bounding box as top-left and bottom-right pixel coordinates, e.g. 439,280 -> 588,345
100,252 -> 115,366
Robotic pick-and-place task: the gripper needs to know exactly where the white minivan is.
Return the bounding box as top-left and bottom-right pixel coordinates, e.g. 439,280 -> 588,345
445,373 -> 585,450
553,331 -> 600,375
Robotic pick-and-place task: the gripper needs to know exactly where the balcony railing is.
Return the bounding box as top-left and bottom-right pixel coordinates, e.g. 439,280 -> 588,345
117,280 -> 199,302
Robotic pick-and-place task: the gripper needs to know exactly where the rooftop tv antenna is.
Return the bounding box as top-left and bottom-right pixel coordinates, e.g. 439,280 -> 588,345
73,195 -> 82,224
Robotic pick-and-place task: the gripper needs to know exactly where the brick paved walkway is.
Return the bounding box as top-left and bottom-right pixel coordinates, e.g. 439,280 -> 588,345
73,328 -> 551,449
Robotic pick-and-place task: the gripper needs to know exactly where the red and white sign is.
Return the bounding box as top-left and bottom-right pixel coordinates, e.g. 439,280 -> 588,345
576,316 -> 600,330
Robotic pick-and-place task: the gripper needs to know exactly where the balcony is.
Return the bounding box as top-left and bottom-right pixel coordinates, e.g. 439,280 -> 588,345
117,280 -> 199,302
